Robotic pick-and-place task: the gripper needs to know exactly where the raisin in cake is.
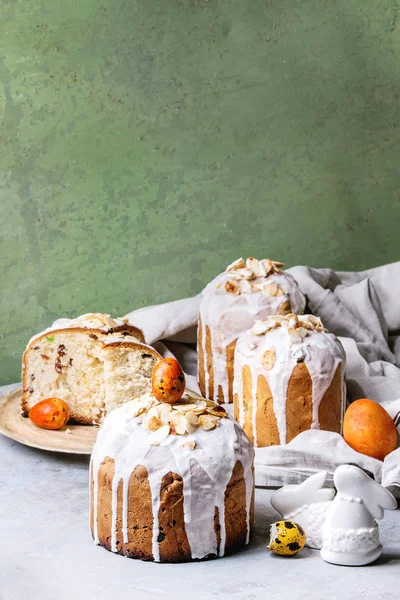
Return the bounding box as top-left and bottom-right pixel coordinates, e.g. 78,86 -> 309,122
90,390 -> 254,562
233,314 -> 346,447
198,257 -> 306,404
22,313 -> 161,424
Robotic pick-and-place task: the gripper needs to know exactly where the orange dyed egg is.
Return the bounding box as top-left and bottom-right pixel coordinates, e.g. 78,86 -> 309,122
343,399 -> 397,461
152,358 -> 186,404
29,397 -> 70,430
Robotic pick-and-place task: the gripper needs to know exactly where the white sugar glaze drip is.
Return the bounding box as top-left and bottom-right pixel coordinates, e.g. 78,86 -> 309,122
198,270 -> 306,402
251,369 -> 258,448
233,327 -> 346,446
90,399 -> 254,561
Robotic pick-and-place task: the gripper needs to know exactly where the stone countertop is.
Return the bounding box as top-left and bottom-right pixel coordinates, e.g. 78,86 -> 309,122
1,432 -> 400,600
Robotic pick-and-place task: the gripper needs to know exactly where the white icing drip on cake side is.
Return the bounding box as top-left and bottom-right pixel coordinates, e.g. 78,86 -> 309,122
198,258 -> 306,402
233,314 -> 346,446
90,394 -> 254,561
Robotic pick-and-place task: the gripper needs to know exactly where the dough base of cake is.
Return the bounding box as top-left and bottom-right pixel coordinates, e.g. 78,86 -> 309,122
90,458 -> 253,562
234,363 -> 343,447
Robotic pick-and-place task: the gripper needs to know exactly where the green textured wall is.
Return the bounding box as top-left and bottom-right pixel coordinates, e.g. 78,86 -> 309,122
1,0 -> 400,384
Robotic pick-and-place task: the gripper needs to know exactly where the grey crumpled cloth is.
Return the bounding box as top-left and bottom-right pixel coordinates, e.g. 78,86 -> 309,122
124,261 -> 400,494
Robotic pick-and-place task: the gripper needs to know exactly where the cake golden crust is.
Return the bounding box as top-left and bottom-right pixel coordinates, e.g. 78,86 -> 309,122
91,458 -> 253,562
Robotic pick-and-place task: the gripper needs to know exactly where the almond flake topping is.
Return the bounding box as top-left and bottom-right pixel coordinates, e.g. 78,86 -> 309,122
181,440 -> 196,450
137,392 -> 228,440
262,348 -> 276,370
223,257 -> 286,295
250,313 -> 327,342
225,280 -> 240,295
225,257 -> 246,271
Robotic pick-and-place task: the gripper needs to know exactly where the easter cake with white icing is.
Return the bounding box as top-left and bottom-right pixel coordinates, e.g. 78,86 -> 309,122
233,313 -> 346,447
198,257 -> 306,404
90,390 -> 255,562
22,313 -> 161,424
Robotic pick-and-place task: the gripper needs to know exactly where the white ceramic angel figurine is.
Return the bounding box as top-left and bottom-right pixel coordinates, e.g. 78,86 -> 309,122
270,464 -> 397,565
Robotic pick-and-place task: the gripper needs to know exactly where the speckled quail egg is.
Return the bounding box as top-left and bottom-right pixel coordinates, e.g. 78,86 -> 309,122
267,520 -> 306,556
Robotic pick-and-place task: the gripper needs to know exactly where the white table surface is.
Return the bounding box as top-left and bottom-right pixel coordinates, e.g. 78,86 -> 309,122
1,423 -> 400,600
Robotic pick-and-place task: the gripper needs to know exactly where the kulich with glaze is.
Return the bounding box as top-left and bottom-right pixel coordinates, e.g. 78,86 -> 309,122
90,390 -> 255,562
233,313 -> 346,447
198,257 -> 306,403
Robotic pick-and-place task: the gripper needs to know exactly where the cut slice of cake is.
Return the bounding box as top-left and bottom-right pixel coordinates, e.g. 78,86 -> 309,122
22,313 -> 161,424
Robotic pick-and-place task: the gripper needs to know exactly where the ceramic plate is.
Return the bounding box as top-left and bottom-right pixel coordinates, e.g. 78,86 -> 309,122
0,388 -> 98,454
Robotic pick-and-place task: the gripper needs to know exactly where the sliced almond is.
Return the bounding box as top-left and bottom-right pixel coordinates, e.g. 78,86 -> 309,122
199,414 -> 218,431
239,279 -> 253,293
104,316 -> 117,329
261,258 -> 273,274
132,396 -> 156,418
181,440 -> 196,450
226,257 -> 245,271
251,321 -> 270,335
300,318 -> 314,330
272,260 -> 285,268
193,400 -> 207,411
288,328 -> 302,342
233,267 -> 255,280
119,317 -> 129,323
173,402 -> 202,414
225,280 -> 240,295
186,411 -> 200,426
149,425 -> 170,446
246,257 -> 266,278
278,300 -> 292,315
262,348 -> 276,370
206,405 -> 228,418
268,315 -> 285,324
185,420 -> 198,434
147,405 -> 160,420
158,402 -> 172,424
147,416 -> 162,431
275,286 -> 285,296
263,281 -> 278,296
250,281 -> 263,292
296,327 -> 309,339
288,315 -> 299,328
170,412 -> 187,435
301,315 -> 324,332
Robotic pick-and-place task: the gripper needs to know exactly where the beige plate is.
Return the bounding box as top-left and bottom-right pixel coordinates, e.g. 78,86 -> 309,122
0,388 -> 98,454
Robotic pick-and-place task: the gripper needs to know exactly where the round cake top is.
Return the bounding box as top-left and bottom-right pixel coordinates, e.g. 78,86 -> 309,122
27,312 -> 146,347
91,391 -> 254,560
251,313 -> 326,340
92,390 -> 245,452
237,313 -> 345,366
52,313 -> 129,330
200,257 -> 306,343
